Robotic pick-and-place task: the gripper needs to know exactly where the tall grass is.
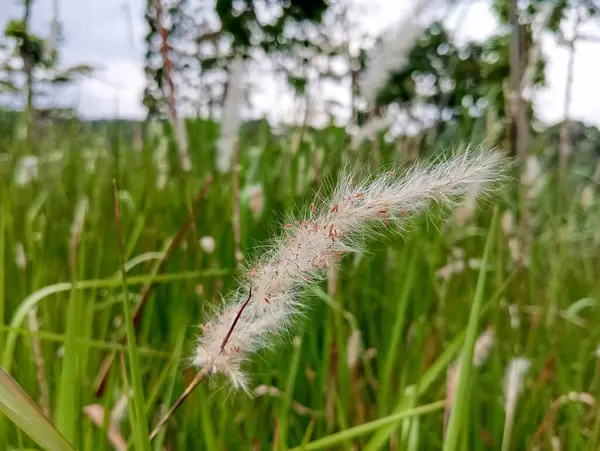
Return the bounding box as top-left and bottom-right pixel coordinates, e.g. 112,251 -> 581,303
0,116 -> 599,450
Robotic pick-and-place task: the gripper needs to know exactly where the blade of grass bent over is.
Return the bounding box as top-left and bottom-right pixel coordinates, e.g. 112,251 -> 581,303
277,335 -> 303,450
443,208 -> 498,451
2,270 -> 224,372
288,400 -> 446,451
0,366 -> 75,451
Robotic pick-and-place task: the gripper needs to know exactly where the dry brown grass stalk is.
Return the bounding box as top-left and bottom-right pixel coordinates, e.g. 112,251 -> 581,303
154,0 -> 191,172
94,178 -> 212,397
27,308 -> 50,419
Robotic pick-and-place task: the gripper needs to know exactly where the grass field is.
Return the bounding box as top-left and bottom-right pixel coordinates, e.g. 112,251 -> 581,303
1,117 -> 599,450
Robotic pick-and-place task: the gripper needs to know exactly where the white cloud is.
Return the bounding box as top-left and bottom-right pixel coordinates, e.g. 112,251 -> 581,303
536,35 -> 600,126
79,61 -> 146,118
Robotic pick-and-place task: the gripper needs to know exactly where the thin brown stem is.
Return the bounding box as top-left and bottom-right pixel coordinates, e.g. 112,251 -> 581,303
28,308 -> 50,419
508,0 -> 531,163
271,418 -> 280,451
219,285 -> 252,355
94,177 -> 213,397
149,370 -> 206,441
131,177 -> 212,330
155,0 -> 191,172
149,262 -> 251,441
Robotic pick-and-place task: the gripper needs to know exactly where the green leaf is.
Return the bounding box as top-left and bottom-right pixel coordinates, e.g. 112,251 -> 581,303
0,80 -> 18,93
443,209 -> 499,451
52,64 -> 94,84
113,183 -> 152,451
0,366 -> 75,451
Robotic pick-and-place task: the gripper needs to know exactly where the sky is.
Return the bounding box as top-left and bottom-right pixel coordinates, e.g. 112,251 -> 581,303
1,0 -> 600,128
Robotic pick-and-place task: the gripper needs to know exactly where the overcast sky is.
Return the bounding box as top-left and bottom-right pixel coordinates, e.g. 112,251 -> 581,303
1,0 -> 599,127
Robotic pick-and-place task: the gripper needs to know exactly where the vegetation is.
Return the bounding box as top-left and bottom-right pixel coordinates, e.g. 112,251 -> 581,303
1,113 -> 600,449
1,0 -> 600,450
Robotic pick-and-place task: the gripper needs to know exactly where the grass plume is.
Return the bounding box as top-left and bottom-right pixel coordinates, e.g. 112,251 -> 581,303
192,148 -> 507,391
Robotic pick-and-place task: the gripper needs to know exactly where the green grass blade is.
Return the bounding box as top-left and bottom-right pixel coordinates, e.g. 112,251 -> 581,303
114,183 -> 152,451
364,258 -> 516,450
0,366 -> 75,451
112,251 -> 166,277
56,203 -> 87,442
379,250 -> 418,413
0,193 -> 5,349
0,324 -> 170,356
0,193 -> 5,448
278,335 -> 304,450
151,327 -> 187,451
363,330 -> 465,451
288,400 -> 445,451
55,272 -> 82,442
443,209 -> 498,451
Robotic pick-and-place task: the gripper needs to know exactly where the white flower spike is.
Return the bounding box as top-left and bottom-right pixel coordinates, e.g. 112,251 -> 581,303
193,148 -> 508,391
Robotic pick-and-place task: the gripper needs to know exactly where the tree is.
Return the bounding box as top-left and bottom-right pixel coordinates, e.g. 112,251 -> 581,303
1,0 -> 93,136
355,5 -> 551,153
143,0 -> 332,118
492,0 -> 599,169
3,2 -> 44,124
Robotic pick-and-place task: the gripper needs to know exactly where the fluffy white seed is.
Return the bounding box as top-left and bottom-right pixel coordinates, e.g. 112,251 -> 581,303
199,236 -> 216,254
14,155 -> 39,186
502,357 -> 531,450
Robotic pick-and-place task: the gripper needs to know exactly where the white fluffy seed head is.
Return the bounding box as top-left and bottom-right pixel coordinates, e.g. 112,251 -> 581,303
174,117 -> 191,173
580,185 -> 594,213
504,357 -> 531,407
350,115 -> 393,150
347,329 -> 363,370
71,197 -> 89,239
14,155 -> 39,186
359,0 -> 437,106
14,242 -> 26,270
193,148 -> 508,390
217,58 -> 245,173
473,327 -> 495,368
151,122 -> 169,191
501,210 -> 515,237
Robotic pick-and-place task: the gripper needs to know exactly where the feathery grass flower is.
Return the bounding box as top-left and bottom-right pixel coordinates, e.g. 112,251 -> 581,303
502,357 -> 531,451
193,148 -> 507,391
14,155 -> 39,186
